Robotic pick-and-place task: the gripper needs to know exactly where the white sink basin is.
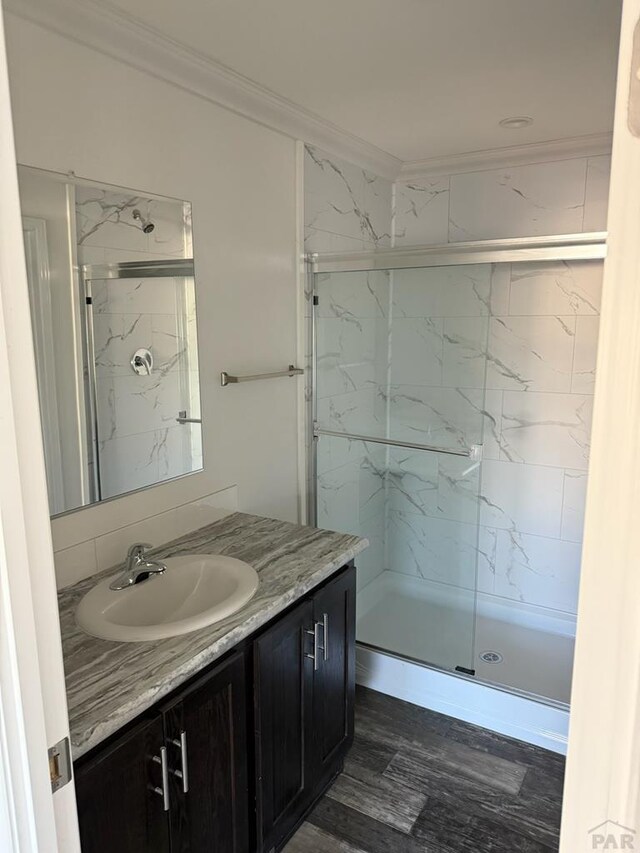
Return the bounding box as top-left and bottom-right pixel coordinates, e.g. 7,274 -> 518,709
76,554 -> 259,642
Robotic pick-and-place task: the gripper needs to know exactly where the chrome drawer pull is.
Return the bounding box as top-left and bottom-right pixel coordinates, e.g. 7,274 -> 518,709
150,747 -> 170,811
304,626 -> 320,671
322,613 -> 329,662
170,731 -> 189,794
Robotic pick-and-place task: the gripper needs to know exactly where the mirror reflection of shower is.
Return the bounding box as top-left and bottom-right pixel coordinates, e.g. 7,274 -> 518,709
132,208 -> 155,234
18,165 -> 202,516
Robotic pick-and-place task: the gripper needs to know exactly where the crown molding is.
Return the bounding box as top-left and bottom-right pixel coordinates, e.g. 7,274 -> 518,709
6,0 -> 402,181
6,0 -> 613,185
399,133 -> 613,182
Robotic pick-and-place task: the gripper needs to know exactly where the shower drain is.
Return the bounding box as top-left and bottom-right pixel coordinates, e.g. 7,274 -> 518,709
479,650 -> 503,664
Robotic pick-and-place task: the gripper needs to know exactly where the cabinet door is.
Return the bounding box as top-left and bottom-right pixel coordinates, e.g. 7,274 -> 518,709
254,598 -> 314,852
312,565 -> 356,784
75,716 -> 171,853
164,650 -> 249,853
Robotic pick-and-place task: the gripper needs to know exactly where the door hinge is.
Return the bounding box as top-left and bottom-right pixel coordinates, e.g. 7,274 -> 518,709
48,737 -> 72,793
85,296 -> 92,305
313,294 -> 319,306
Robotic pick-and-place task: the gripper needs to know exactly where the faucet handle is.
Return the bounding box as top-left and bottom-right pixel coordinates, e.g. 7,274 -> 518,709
126,542 -> 153,559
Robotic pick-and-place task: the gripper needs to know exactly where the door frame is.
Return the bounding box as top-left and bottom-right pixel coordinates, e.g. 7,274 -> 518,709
560,0 -> 640,849
0,2 -> 80,850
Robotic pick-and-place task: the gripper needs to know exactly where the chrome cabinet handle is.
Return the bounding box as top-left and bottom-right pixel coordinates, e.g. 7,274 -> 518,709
322,613 -> 329,662
170,731 -> 189,794
304,625 -> 320,671
150,747 -> 170,811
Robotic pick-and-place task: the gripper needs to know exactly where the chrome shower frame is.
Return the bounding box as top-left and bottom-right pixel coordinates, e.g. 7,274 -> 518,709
307,231 -> 608,706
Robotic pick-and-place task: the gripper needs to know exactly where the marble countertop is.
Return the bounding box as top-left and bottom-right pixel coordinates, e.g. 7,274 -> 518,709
58,512 -> 367,759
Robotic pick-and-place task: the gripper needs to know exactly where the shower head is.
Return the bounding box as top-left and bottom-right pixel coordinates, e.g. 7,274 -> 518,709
132,208 -> 155,234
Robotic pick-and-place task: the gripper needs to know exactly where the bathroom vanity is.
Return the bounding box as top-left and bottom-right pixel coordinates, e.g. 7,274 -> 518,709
58,513 -> 366,853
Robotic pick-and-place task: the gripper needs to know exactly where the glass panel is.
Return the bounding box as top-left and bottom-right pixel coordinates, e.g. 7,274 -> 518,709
316,433 -> 482,672
314,263 -> 494,674
89,273 -> 202,500
315,264 -> 494,452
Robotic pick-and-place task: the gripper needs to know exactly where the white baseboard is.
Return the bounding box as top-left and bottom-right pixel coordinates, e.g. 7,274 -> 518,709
356,644 -> 569,755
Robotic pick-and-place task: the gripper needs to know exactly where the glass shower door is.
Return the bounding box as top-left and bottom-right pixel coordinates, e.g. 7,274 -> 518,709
314,263 -> 492,674
84,261 -> 202,501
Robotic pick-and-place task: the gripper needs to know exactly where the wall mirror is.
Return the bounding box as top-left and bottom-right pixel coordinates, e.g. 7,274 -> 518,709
18,166 -> 203,517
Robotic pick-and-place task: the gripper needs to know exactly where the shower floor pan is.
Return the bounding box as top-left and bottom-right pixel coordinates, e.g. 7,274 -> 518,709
356,570 -> 575,705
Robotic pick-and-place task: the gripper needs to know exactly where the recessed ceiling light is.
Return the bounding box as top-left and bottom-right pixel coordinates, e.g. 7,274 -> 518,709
499,116 -> 534,129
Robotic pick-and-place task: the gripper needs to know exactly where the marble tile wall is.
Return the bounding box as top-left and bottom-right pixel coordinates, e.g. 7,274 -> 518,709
393,155 -> 611,245
389,156 -> 610,618
304,145 -> 394,572
76,186 -> 200,499
309,149 -> 610,622
385,259 -> 602,617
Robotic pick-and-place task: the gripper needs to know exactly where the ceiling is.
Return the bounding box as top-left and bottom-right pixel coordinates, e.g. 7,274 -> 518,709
105,0 -> 622,163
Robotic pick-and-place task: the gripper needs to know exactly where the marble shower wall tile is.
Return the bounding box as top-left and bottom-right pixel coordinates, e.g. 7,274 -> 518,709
316,386 -> 387,437
479,460 -> 564,539
316,316 -> 388,399
560,469 -> 588,544
307,149 -> 608,620
392,157 -> 611,247
152,314 -> 188,373
387,510 -> 480,590
76,186 -> 188,258
393,178 -> 450,246
98,430 -> 162,499
500,391 -> 593,469
572,316 -> 600,394
79,186 -> 196,500
489,528 -> 583,612
508,261 -> 603,317
385,385 -> 486,451
316,440 -> 388,589
442,317 -> 489,389
304,145 -> 393,248
96,373 -> 183,439
391,264 -> 495,318
486,315 -> 576,392
92,277 -> 179,316
315,271 -> 390,320
93,313 -> 152,377
583,155 -> 612,232
448,159 -> 588,241
390,316 -> 444,386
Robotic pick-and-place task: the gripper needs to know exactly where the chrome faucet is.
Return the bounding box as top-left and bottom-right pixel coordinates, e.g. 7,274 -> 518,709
109,543 -> 167,591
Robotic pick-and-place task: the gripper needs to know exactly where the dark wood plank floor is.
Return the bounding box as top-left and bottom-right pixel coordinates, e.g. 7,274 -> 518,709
283,686 -> 565,853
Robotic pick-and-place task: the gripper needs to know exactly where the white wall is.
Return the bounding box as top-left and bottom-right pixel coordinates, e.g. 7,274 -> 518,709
6,14 -> 302,579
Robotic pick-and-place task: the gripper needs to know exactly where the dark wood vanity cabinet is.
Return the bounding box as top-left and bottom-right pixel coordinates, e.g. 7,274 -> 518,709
161,651 -> 250,853
254,565 -> 356,852
74,564 -> 356,853
75,651 -> 249,853
75,716 -> 172,853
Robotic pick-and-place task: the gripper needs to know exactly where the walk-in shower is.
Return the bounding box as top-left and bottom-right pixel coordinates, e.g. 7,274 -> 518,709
309,233 -> 606,706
